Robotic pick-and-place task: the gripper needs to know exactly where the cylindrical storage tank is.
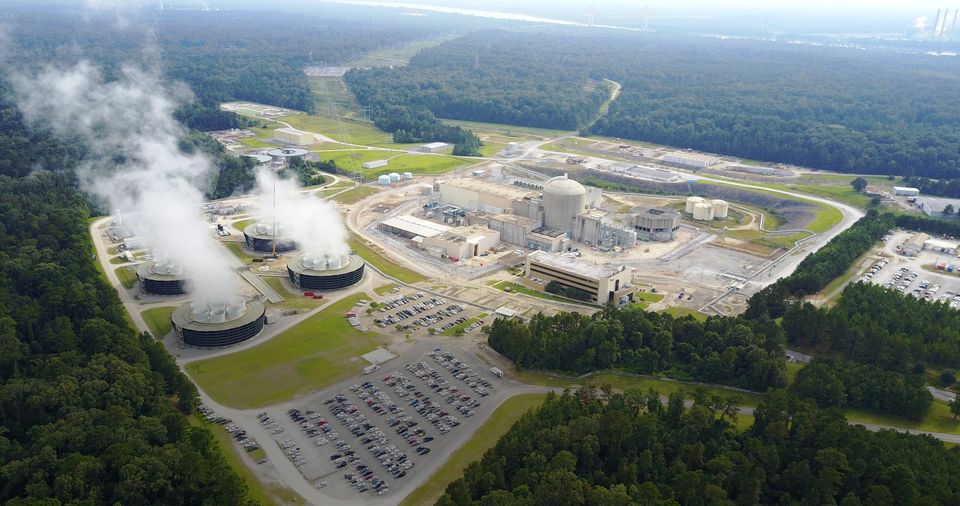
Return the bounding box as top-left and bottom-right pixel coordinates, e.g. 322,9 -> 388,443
711,199 -> 729,219
287,253 -> 366,291
420,184 -> 434,196
389,172 -> 401,183
171,300 -> 266,347
402,172 -> 413,180
377,174 -> 391,186
693,202 -> 715,221
685,196 -> 704,214
541,175 -> 587,232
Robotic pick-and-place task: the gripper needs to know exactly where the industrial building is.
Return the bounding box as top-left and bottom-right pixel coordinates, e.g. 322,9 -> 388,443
572,210 -> 638,248
525,251 -> 636,304
628,206 -> 681,241
243,222 -> 298,253
287,253 -> 366,291
379,215 -> 450,239
419,225 -> 500,260
541,175 -> 589,231
274,128 -> 314,146
727,164 -> 779,176
172,299 -> 266,347
363,159 -> 388,170
660,152 -> 721,169
439,178 -> 536,214
527,227 -> 570,252
419,142 -> 449,153
137,259 -> 188,295
894,186 -> 921,197
917,196 -> 960,218
924,238 -> 960,255
266,147 -> 309,166
487,214 -> 540,248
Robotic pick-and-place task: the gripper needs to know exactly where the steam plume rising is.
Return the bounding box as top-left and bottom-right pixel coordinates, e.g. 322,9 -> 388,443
253,169 -> 350,258
7,60 -> 238,304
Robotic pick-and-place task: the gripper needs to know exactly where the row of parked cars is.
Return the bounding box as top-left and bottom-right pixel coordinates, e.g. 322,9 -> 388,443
374,297 -> 446,327
376,293 -> 427,313
428,349 -> 494,397
860,259 -> 889,284
402,361 -> 472,424
224,423 -> 260,453
256,411 -> 285,435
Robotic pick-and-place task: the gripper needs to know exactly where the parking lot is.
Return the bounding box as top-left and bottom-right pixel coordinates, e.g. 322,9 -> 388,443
251,340 -> 526,503
863,230 -> 960,309
371,292 -> 480,335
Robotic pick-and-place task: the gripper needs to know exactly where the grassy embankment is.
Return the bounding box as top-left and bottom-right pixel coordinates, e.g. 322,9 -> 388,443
141,307 -> 176,338
186,293 -> 386,408
348,234 -> 427,284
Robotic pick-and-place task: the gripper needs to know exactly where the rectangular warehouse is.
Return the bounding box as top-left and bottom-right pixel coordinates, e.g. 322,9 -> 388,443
419,142 -> 449,153
421,225 -> 500,260
660,152 -> 720,169
894,186 -> 920,197
439,178 -> 535,214
525,251 -> 636,304
274,127 -> 314,146
379,215 -> 450,239
363,159 -> 388,169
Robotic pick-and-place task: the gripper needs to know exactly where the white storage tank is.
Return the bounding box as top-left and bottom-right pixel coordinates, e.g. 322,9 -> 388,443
389,172 -> 401,183
711,199 -> 729,219
377,175 -> 391,186
402,172 -> 413,180
685,196 -> 704,214
693,202 -> 715,221
419,184 -> 434,196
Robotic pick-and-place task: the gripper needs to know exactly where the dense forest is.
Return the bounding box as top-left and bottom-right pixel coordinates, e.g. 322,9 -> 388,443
6,8 -> 437,131
355,29 -> 960,179
488,306 -> 787,392
793,358 -> 932,421
783,283 -> 960,370
439,391 -> 960,505
0,99 -> 253,504
745,211 -> 895,319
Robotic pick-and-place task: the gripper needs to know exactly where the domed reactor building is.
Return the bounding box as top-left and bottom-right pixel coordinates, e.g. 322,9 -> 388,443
171,299 -> 266,347
287,253 -> 365,291
137,259 -> 189,295
243,222 -> 297,253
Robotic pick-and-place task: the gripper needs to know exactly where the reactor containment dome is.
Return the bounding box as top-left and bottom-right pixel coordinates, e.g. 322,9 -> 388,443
287,253 -> 365,291
137,259 -> 189,295
171,299 -> 266,347
244,222 -> 298,253
542,175 -> 587,231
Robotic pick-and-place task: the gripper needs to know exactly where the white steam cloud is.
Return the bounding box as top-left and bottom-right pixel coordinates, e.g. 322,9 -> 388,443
7,60 -> 239,305
253,169 -> 350,258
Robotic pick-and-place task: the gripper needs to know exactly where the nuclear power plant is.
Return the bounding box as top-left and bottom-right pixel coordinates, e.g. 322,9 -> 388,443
171,299 -> 266,347
137,259 -> 189,295
244,222 -> 298,253
287,253 -> 366,290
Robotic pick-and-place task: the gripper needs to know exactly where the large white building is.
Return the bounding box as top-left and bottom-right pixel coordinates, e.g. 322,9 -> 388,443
419,142 -> 450,153
525,251 -> 636,304
439,178 -> 536,214
660,152 -> 721,169
274,127 -> 314,146
894,186 -> 921,197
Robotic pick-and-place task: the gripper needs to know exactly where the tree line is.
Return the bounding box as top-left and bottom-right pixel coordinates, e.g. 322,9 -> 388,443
0,96 -> 255,504
438,390 -> 960,505
488,306 -> 787,392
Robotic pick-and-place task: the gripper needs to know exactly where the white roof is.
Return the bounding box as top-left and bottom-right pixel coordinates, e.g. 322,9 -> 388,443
422,142 -> 449,149
381,215 -> 450,238
275,127 -> 311,136
495,307 -> 517,317
924,238 -> 959,250
528,250 -> 625,280
894,186 -> 920,191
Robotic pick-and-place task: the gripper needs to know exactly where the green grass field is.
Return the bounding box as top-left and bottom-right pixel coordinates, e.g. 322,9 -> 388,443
188,415 -> 304,506
441,312 -> 489,336
185,293 -> 386,408
332,186 -> 380,204
263,277 -> 325,311
316,149 -> 469,177
490,280 -> 596,306
845,399 -> 960,435
659,307 -> 709,322
374,284 -> 398,295
223,241 -> 257,263
232,218 -> 255,232
114,266 -> 137,288
399,393 -> 548,506
141,307 -> 176,338
442,118 -> 573,141
349,235 -> 427,284
631,291 -> 665,309
280,114 -> 391,146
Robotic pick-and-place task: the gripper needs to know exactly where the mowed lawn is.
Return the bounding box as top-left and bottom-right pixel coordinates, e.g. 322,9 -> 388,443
141,307 -> 177,338
185,293 -> 386,409
316,149 -> 470,178
399,393 -> 548,506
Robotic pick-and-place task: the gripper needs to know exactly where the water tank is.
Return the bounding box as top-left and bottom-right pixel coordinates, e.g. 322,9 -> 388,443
389,172 -> 401,183
711,199 -> 729,219
685,196 -> 704,214
402,172 -> 413,180
693,202 -> 715,221
541,175 -> 587,231
377,175 -> 391,186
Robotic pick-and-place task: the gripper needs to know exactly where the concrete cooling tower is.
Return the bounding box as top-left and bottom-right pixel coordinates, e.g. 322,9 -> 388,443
171,298 -> 266,347
287,253 -> 366,291
137,259 -> 188,295
243,222 -> 298,253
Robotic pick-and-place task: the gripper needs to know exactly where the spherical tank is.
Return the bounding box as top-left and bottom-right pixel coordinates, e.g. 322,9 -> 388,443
542,176 -> 587,231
